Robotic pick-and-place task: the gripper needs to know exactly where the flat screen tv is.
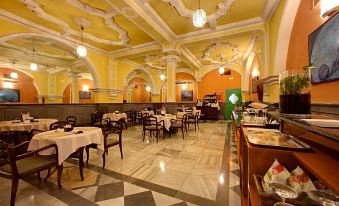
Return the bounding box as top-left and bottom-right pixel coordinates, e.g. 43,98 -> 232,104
0,89 -> 20,102
308,12 -> 339,84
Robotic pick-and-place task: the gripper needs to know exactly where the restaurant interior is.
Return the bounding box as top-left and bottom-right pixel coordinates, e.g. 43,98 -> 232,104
0,0 -> 338,206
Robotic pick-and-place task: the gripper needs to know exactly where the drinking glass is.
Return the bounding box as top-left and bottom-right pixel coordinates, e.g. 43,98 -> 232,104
269,183 -> 298,204
307,190 -> 339,206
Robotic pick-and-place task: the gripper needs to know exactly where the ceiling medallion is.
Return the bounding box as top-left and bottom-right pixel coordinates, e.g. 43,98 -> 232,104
192,0 -> 206,28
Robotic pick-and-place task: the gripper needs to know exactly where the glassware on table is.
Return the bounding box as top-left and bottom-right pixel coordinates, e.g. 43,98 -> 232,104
269,183 -> 298,205
307,190 -> 339,206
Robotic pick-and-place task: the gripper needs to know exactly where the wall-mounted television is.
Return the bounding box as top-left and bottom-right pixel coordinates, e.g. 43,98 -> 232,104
308,13 -> 339,84
0,89 -> 20,102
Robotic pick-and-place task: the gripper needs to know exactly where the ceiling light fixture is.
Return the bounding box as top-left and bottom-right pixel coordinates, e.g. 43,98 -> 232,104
160,74 -> 166,80
10,72 -> 18,79
320,0 -> 339,18
192,0 -> 206,28
30,39 -> 37,71
77,27 -> 87,57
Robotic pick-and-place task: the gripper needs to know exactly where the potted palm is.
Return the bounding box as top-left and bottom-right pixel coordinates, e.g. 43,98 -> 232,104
279,66 -> 311,117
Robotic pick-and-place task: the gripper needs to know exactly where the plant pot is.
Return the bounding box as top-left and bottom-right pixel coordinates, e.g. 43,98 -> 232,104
279,69 -> 311,117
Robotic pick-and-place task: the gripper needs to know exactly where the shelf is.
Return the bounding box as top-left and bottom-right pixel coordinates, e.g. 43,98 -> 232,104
294,151 -> 339,194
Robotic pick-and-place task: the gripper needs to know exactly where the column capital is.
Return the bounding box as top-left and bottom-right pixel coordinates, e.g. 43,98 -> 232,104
162,54 -> 180,64
195,76 -> 202,82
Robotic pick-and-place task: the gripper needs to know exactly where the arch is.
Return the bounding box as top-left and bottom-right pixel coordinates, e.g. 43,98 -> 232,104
123,67 -> 156,92
201,66 -> 243,79
243,51 -> 257,91
0,33 -> 101,88
274,0 -> 301,74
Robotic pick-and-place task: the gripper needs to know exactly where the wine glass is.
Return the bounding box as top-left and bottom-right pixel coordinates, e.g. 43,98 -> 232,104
269,183 -> 298,205
307,190 -> 339,206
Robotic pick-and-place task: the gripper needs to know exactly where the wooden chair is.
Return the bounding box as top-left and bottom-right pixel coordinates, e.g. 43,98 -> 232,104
65,116 -> 77,127
186,112 -> 200,131
91,112 -> 104,127
135,111 -> 142,125
86,120 -> 123,168
170,114 -> 188,139
142,116 -> 164,143
0,140 -> 62,206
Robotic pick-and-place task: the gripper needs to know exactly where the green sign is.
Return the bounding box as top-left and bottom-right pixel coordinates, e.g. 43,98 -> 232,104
225,88 -> 242,120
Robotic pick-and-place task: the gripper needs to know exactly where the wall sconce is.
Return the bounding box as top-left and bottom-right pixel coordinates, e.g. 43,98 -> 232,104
181,84 -> 188,90
146,85 -> 151,92
320,0 -> 339,18
10,72 -> 18,79
252,69 -> 259,78
3,82 -> 14,89
82,84 -> 89,92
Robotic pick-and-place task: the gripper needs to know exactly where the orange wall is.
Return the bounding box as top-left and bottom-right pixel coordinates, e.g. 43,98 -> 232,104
198,69 -> 241,102
286,0 -> 338,103
129,77 -> 150,103
0,68 -> 38,103
63,79 -> 95,103
176,72 -> 197,103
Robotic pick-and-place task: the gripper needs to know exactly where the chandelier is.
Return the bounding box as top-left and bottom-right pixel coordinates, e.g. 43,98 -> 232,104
320,0 -> 339,18
192,0 -> 206,28
218,56 -> 224,74
30,39 -> 38,71
77,26 -> 87,57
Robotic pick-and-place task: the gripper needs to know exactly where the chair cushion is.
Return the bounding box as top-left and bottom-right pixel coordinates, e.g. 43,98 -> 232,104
0,155 -> 56,174
171,123 -> 182,128
145,125 -> 163,130
106,138 -> 119,146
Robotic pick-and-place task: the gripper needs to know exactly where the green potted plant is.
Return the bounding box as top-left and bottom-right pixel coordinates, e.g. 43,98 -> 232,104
279,66 -> 311,116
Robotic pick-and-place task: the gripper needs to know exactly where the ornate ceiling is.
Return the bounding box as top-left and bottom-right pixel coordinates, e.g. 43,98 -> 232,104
0,0 -> 279,76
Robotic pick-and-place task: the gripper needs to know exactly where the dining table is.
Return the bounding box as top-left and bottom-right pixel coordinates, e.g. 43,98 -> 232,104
153,114 -> 177,131
0,118 -> 58,144
103,112 -> 127,122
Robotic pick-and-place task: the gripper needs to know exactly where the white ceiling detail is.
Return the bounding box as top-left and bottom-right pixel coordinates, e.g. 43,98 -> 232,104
202,42 -> 245,66
20,0 -> 128,46
163,0 -> 236,30
66,0 -> 130,44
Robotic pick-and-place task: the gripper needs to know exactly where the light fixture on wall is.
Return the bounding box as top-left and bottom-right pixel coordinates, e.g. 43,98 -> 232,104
181,84 -> 188,90
3,82 -> 14,89
10,72 -> 18,79
218,56 -> 225,74
252,68 -> 260,78
30,39 -> 38,71
192,0 -> 206,28
82,84 -> 89,92
320,0 -> 339,18
77,27 -> 87,57
146,85 -> 151,92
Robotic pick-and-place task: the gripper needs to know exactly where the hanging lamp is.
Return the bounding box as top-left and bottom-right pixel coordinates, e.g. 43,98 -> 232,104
30,39 -> 38,71
192,0 -> 206,28
77,26 -> 87,57
218,56 -> 225,74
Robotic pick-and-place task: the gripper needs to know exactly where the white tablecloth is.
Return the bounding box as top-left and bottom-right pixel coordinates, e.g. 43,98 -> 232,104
28,127 -> 104,165
153,115 -> 177,131
103,113 -> 127,122
0,119 -> 58,132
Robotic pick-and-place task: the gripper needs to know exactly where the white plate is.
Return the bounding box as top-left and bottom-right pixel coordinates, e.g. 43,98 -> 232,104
301,119 -> 339,128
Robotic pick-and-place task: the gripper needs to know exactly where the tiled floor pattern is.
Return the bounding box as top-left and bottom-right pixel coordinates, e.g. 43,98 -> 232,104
0,121 -> 241,206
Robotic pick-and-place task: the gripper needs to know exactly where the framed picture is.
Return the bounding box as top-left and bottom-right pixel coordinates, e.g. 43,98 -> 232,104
0,89 -> 20,102
79,91 -> 91,99
181,90 -> 193,101
308,13 -> 339,84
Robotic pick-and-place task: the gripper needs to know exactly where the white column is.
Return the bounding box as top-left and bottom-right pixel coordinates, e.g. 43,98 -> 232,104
71,73 -> 80,103
163,52 -> 180,102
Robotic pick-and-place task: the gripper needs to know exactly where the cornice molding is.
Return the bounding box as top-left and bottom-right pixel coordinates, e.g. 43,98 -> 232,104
261,0 -> 281,21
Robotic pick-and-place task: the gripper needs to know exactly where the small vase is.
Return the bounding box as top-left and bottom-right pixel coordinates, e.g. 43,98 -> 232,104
279,69 -> 311,118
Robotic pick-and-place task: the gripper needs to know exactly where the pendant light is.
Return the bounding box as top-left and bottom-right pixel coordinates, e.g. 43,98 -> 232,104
160,64 -> 166,80
77,26 -> 87,57
30,39 -> 37,71
218,56 -> 225,74
192,0 -> 206,28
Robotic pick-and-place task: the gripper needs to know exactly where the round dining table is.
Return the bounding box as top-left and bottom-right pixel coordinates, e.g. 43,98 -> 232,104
153,114 -> 177,131
0,118 -> 58,132
103,112 -> 127,122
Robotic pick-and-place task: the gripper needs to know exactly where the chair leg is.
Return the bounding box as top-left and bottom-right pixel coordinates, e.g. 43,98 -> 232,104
119,141 -> 123,159
43,168 -> 51,183
194,122 -> 196,131
102,153 -> 106,169
78,147 -> 84,181
181,127 -> 184,139
57,164 -> 63,189
37,172 -> 41,181
85,146 -> 90,168
10,178 -> 19,206
156,130 -> 159,143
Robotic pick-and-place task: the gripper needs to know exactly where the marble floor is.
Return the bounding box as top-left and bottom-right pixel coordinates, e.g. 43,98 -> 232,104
0,121 -> 241,206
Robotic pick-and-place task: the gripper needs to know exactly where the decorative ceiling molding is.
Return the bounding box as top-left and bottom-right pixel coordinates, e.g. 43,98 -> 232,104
261,0 -> 281,21
65,0 -> 129,44
242,35 -> 258,61
0,10 -> 108,54
179,47 -> 203,69
202,42 -> 244,66
110,41 -> 161,58
20,0 -> 127,46
163,0 -> 236,31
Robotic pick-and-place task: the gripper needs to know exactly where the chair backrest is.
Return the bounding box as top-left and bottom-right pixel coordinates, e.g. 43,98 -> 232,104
185,108 -> 193,114
66,116 -> 77,126
142,113 -> 150,118
91,113 -> 103,126
195,112 -> 200,120
0,141 -> 29,177
49,121 -> 69,130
